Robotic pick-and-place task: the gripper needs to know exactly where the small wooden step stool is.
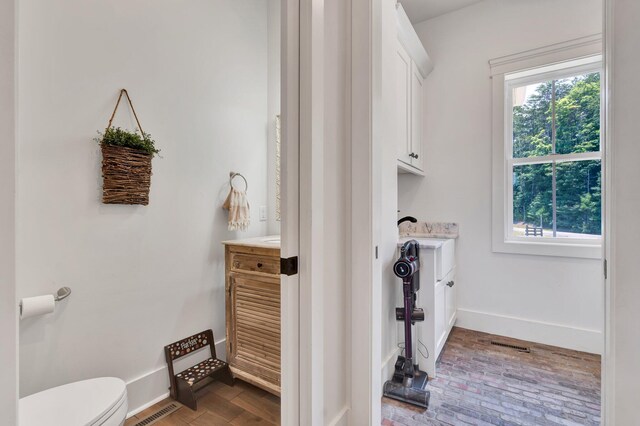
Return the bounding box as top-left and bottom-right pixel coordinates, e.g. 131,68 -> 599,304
164,329 -> 234,410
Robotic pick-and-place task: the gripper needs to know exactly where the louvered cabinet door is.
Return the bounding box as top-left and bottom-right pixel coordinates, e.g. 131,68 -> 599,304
227,272 -> 281,394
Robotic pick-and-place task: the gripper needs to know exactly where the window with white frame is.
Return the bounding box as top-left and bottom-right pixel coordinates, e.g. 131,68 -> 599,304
507,60 -> 602,240
491,37 -> 603,258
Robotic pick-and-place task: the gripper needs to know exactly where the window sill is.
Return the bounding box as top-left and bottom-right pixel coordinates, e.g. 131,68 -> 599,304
492,238 -> 602,259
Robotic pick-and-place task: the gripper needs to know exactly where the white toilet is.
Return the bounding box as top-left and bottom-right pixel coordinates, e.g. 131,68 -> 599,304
20,377 -> 128,426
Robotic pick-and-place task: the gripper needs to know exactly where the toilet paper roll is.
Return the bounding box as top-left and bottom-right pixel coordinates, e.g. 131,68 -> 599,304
20,295 -> 55,320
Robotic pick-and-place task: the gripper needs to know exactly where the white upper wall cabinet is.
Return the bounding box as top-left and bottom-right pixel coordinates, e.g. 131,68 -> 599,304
396,42 -> 413,167
410,60 -> 425,172
396,41 -> 425,174
395,3 -> 432,176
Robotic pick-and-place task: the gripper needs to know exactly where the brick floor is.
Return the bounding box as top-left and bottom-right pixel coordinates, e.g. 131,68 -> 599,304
382,327 -> 601,426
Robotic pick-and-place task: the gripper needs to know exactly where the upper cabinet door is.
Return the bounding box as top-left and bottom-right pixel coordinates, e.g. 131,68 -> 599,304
395,3 -> 432,176
396,42 -> 412,167
410,61 -> 425,172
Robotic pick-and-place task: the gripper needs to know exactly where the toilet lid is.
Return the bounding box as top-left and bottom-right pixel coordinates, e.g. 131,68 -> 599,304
20,377 -> 127,426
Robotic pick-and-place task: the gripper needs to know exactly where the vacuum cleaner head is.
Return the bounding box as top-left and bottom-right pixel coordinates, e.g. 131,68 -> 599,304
383,379 -> 430,409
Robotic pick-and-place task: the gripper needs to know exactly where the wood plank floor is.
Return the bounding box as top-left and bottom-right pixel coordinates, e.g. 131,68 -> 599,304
382,327 -> 601,426
125,380 -> 280,426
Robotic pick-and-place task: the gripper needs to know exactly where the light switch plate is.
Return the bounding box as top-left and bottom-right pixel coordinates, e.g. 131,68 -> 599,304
259,206 -> 267,221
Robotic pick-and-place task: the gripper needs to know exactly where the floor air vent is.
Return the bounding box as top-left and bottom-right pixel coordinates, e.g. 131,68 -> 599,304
490,341 -> 531,353
132,402 -> 182,426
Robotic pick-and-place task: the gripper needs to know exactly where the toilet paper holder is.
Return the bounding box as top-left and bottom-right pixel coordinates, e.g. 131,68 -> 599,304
54,287 -> 72,302
19,287 -> 72,319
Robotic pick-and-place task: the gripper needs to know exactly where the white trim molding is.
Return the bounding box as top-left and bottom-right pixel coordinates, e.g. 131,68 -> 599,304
0,0 -> 18,421
491,36 -> 604,259
281,0 -> 301,424
457,310 -> 603,355
327,406 -> 349,426
126,393 -> 170,419
381,349 -> 400,387
489,34 -> 603,77
602,0 -> 614,424
299,0 -> 325,424
395,3 -> 433,78
127,384 -> 169,418
350,0 -> 382,424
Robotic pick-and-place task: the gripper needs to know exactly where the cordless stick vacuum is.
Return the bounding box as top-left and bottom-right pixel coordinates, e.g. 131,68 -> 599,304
383,239 -> 430,408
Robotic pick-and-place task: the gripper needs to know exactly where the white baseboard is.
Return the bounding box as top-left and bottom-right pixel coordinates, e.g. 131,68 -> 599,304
126,366 -> 171,418
381,348 -> 399,384
127,390 -> 169,418
456,309 -> 603,355
125,338 -> 226,417
328,406 -> 349,426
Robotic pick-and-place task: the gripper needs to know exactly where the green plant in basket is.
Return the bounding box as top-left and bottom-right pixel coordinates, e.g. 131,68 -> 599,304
95,127 -> 160,157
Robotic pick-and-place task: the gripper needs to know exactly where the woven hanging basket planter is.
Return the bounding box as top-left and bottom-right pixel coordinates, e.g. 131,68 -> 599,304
101,144 -> 152,205
99,89 -> 157,205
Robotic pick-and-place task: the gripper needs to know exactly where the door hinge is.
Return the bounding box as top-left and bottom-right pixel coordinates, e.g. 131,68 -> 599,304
281,256 -> 299,276
604,259 -> 608,279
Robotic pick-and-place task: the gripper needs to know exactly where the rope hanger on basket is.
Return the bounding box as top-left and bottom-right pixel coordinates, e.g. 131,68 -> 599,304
106,89 -> 145,135
100,88 -> 153,206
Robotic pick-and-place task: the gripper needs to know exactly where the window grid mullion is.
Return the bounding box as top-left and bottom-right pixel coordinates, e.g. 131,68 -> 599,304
552,79 -> 557,237
510,151 -> 602,166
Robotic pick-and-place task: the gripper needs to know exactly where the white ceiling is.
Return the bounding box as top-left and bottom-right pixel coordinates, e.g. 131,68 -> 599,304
398,0 -> 484,24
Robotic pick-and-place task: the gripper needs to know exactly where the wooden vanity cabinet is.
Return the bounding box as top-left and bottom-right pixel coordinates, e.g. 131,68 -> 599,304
224,240 -> 281,396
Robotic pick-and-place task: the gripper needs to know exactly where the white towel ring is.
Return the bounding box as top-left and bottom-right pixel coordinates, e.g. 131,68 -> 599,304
229,172 -> 248,192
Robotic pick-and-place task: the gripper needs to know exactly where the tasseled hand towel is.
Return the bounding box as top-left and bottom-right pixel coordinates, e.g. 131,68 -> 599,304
223,188 -> 250,231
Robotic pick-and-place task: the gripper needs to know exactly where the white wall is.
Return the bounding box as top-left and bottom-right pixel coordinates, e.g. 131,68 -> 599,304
17,0 -> 272,411
398,0 -> 604,353
0,0 -> 18,422
611,0 -> 640,422
267,0 -> 282,235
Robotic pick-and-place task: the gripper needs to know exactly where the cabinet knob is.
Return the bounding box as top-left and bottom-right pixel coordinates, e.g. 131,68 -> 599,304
409,153 -> 419,159
257,262 -> 263,268
446,281 -> 455,287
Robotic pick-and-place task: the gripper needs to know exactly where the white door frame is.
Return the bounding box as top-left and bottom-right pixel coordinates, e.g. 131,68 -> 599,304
283,0 -> 327,424
281,0 -> 301,424
350,0 -> 383,424
2,0 -> 316,423
348,1 -> 618,425
2,1 -> 307,424
602,0 -> 615,424
0,0 -> 18,423
297,0 -> 325,424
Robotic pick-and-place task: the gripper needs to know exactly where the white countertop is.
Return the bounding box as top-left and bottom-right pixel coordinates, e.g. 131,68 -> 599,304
398,236 -> 453,249
222,235 -> 281,249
